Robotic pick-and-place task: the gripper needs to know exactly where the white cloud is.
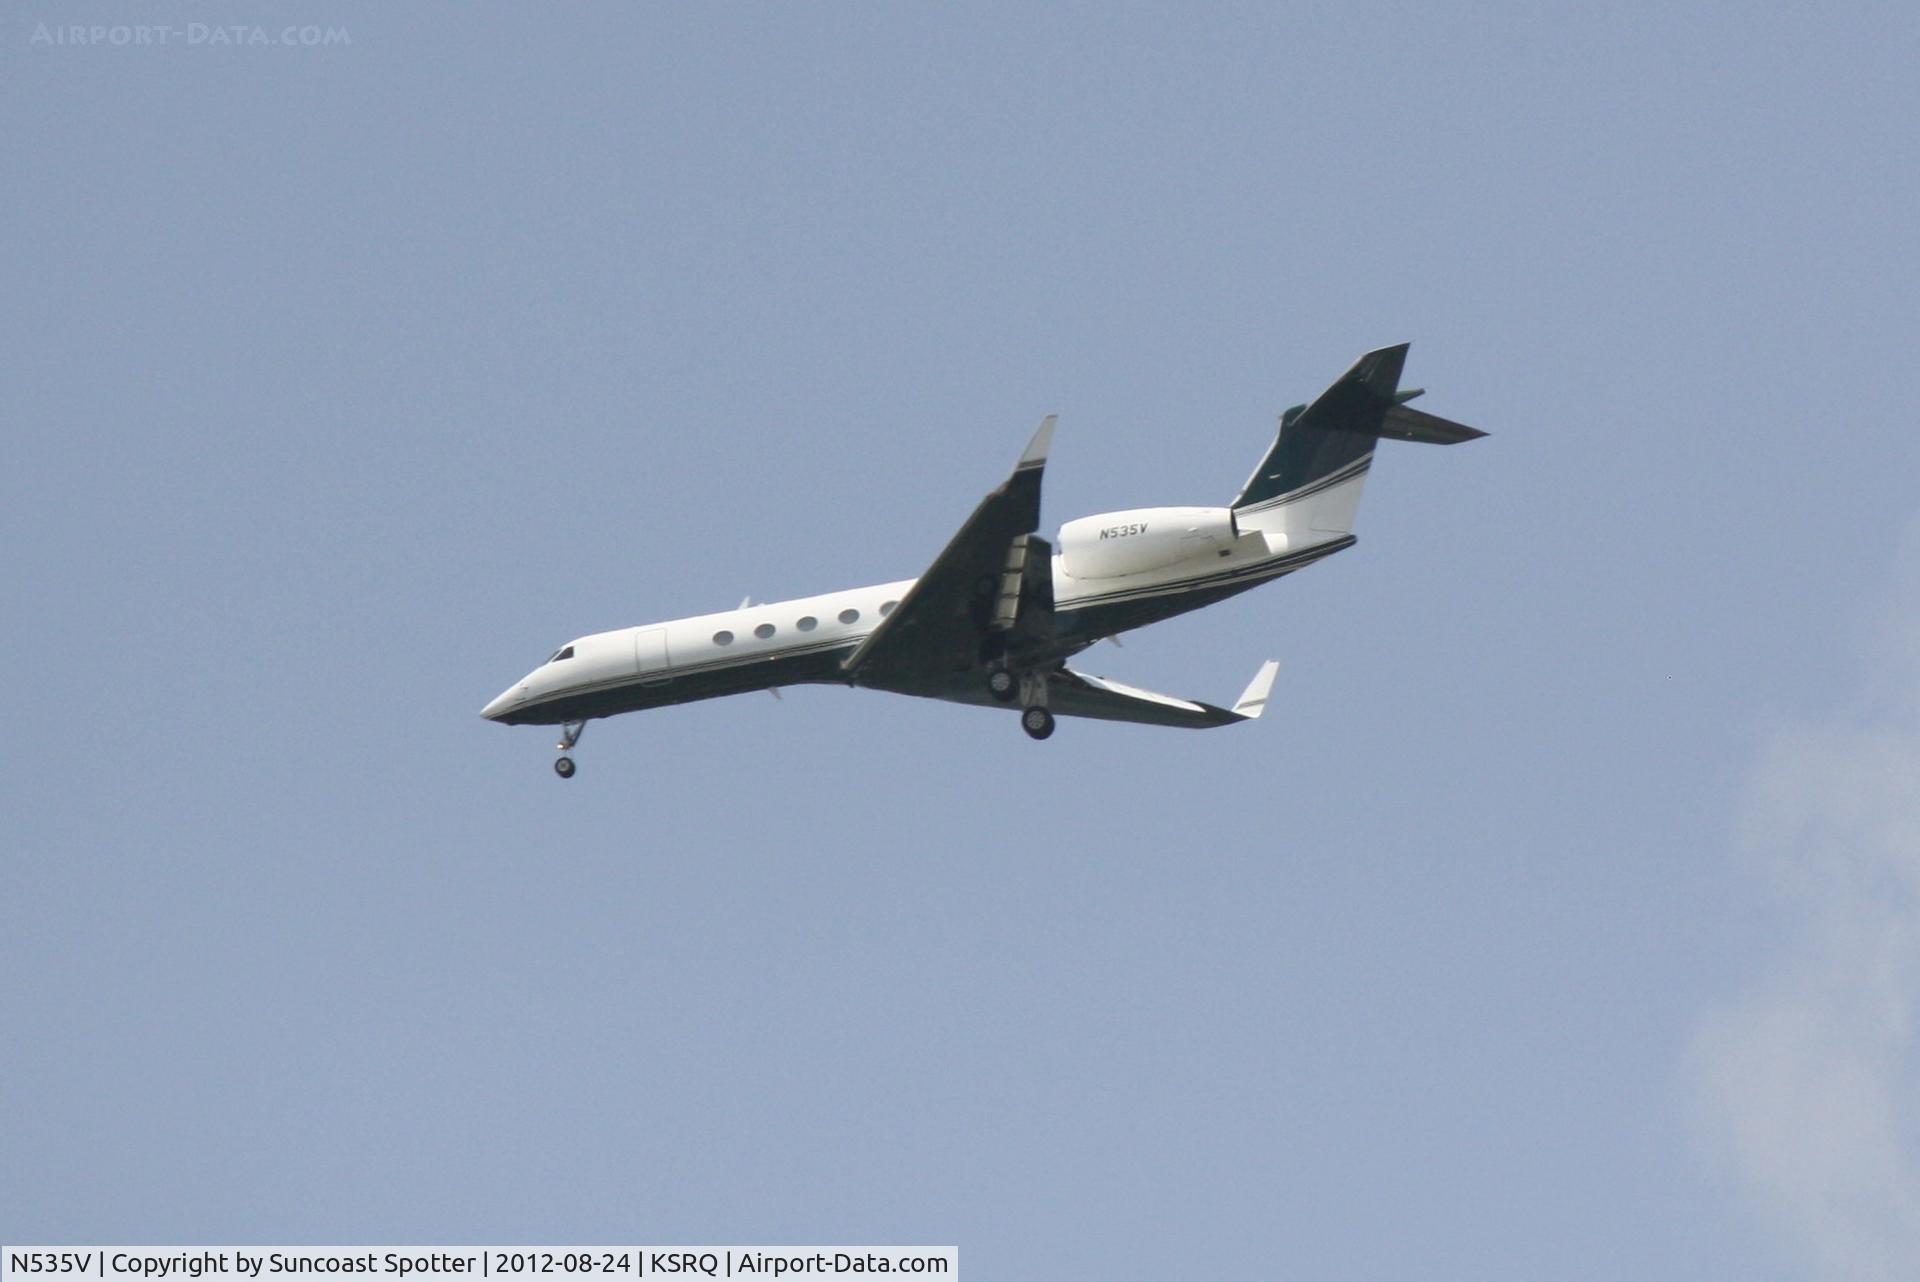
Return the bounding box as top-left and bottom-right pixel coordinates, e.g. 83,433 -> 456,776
1690,539 -> 1920,1281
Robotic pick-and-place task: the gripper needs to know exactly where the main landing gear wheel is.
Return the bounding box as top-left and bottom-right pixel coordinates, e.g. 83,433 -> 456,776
1021,705 -> 1055,740
987,668 -> 1018,702
554,756 -> 577,779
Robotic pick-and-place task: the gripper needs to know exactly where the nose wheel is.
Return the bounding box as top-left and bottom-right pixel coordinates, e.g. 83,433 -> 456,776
553,720 -> 586,779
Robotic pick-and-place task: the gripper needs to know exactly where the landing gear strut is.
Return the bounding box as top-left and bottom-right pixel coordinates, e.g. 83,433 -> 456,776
554,720 -> 586,779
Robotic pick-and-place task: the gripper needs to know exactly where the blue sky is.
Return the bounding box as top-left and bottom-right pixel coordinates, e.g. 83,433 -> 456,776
5,4 -> 1918,1278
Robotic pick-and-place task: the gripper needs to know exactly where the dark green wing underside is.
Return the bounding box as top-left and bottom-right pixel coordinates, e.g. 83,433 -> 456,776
843,417 -> 1055,685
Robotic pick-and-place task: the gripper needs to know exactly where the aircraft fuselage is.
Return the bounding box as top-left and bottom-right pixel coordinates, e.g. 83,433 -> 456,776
481,530 -> 1352,727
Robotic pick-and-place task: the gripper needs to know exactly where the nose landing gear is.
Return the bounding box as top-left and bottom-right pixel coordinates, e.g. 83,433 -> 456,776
554,719 -> 586,779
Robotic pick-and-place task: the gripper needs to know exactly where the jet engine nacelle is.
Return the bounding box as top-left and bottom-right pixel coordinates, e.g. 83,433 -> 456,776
1057,506 -> 1237,580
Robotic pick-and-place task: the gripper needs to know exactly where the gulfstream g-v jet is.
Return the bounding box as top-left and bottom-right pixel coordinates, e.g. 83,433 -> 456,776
483,344 -> 1483,777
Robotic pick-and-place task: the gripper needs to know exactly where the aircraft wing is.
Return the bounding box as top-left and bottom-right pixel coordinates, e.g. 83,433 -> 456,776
1046,659 -> 1279,729
843,416 -> 1056,684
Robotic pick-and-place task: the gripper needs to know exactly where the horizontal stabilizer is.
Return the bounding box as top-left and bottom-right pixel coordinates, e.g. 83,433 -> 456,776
1378,404 -> 1486,444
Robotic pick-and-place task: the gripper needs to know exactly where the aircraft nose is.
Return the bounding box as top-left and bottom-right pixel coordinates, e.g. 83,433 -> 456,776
480,684 -> 527,721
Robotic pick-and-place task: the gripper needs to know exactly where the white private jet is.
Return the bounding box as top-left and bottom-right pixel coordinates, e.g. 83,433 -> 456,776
483,344 -> 1483,777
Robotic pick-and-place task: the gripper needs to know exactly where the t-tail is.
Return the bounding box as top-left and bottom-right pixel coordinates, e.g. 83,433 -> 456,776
1231,343 -> 1484,537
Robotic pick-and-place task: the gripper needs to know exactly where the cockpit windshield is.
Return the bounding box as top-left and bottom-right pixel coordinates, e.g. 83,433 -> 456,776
547,645 -> 575,663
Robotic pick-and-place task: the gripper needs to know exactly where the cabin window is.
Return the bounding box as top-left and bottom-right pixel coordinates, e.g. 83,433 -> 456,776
548,646 -> 575,663
712,630 -> 733,646
797,616 -> 818,632
754,623 -> 776,639
838,608 -> 860,624
880,600 -> 898,616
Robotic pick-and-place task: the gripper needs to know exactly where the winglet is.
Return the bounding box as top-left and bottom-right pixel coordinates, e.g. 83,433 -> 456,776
1232,659 -> 1280,720
1018,414 -> 1057,469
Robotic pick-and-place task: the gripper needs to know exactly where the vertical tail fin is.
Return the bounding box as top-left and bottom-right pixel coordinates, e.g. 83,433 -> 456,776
1231,344 -> 1481,534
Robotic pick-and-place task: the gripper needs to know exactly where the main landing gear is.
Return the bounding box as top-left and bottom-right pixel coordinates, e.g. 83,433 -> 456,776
554,719 -> 586,779
989,667 -> 1056,741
